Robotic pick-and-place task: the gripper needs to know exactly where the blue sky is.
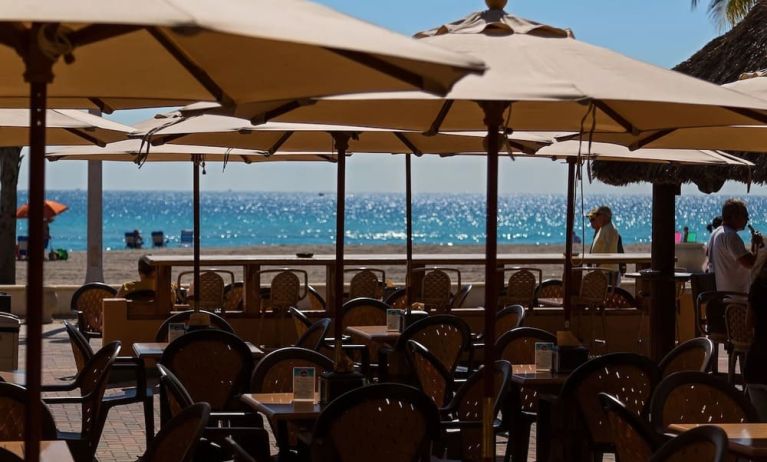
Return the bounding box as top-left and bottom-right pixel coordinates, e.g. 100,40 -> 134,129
28,0 -> 756,196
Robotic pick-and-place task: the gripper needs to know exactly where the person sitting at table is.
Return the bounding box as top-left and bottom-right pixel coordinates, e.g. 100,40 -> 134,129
708,199 -> 762,294
117,259 -> 176,302
588,205 -> 621,285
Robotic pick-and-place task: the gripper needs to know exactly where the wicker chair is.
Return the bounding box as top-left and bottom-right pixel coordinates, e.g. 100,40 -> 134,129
383,288 -> 409,309
695,290 -> 746,373
139,402 -> 210,462
157,365 -> 270,462
62,321 -> 155,445
309,383 -> 441,462
406,340 -> 454,409
499,267 -> 542,310
725,302 -> 753,385
598,393 -> 663,462
250,347 -> 334,393
451,283 -> 473,309
346,268 -> 385,300
341,297 -> 389,327
411,267 -> 460,313
439,361 -> 512,462
658,337 -> 715,379
552,352 -> 660,462
650,425 -> 728,462
289,306 -> 313,340
223,281 -> 244,312
534,278 -> 563,307
0,382 -> 58,441
295,318 -> 331,351
495,327 -> 556,462
306,286 -> 327,311
259,269 -> 308,346
179,269 -> 234,311
495,305 -> 526,337
159,330 -> 255,418
42,341 -> 121,462
154,310 -> 234,342
571,267 -> 613,351
380,314 -> 472,384
649,371 -> 758,434
70,282 -> 117,341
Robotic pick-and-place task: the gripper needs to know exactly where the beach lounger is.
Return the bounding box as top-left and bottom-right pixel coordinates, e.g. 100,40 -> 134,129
125,231 -> 144,249
16,236 -> 27,260
151,231 -> 166,248
180,229 -> 194,247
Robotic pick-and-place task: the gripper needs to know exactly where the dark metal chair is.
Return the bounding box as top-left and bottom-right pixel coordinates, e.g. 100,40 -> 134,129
451,283 -> 473,309
70,282 -> 117,341
657,337 -> 715,378
0,382 -> 58,441
383,288 -> 409,309
695,290 -> 746,373
295,318 -> 331,351
598,393 -> 663,462
138,402 -> 210,462
650,425 -> 728,462
154,310 -> 234,341
534,278 -> 563,307
250,347 -> 334,393
309,383 -> 441,462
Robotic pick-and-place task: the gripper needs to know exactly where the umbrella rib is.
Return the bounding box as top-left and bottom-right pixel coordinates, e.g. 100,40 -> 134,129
147,27 -> 233,106
250,99 -> 315,125
326,48 -> 430,93
726,106 -> 767,125
592,100 -> 638,134
425,100 -> 454,136
393,132 -> 423,156
63,128 -> 107,148
506,139 -> 537,155
319,154 -> 338,163
629,128 -> 676,151
88,97 -> 115,114
267,131 -> 294,155
68,24 -> 143,47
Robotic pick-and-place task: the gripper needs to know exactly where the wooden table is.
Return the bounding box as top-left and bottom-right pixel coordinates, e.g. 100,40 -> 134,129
0,441 -> 75,462
241,393 -> 321,462
144,252 -> 653,314
344,325 -> 401,344
0,370 -> 25,385
510,364 -> 569,387
133,341 -> 265,360
668,423 -> 767,460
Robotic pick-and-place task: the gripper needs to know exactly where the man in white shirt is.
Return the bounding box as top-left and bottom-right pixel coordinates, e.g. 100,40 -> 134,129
710,199 -> 762,294
588,205 -> 620,284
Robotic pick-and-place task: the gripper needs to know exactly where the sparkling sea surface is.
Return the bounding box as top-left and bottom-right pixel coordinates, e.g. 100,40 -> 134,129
16,190 -> 766,251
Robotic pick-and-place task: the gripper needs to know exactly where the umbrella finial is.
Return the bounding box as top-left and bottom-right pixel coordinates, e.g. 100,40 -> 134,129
486,0 -> 507,10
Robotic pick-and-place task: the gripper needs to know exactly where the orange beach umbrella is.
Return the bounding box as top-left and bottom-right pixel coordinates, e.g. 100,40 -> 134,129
16,200 -> 68,222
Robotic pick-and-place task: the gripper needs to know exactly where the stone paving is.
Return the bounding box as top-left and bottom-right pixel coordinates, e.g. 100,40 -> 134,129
15,320 -> 732,462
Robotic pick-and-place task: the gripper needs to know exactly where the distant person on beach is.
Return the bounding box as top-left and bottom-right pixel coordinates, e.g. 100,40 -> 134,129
708,199 -> 762,294
588,205 -> 621,283
705,215 -> 723,272
117,259 -> 175,301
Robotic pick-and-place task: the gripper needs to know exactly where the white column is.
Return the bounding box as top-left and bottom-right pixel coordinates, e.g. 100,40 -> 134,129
84,110 -> 104,283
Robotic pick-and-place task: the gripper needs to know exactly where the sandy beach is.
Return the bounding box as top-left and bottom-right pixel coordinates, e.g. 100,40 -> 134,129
15,242 -> 651,286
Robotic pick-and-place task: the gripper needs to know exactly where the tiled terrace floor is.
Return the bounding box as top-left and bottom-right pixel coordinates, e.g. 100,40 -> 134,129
16,320 -> 731,461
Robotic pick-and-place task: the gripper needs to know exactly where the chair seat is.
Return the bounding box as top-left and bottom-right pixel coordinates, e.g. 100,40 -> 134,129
103,387 -> 153,406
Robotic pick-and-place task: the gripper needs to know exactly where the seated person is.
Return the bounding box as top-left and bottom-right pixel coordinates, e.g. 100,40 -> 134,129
117,259 -> 176,302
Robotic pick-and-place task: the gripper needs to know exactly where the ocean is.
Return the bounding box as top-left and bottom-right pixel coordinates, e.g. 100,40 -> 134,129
15,190 -> 766,251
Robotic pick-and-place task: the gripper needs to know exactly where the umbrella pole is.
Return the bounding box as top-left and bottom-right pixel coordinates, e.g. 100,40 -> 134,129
24,29 -> 56,462
405,153 -> 413,305
332,133 -> 350,366
193,156 -> 201,312
563,159 -> 576,327
480,101 -> 506,462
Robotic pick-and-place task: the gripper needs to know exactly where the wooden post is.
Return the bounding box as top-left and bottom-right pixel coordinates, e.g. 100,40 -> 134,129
85,109 -> 104,283
192,156 -> 201,311
332,133 -> 351,365
405,153 -> 413,304
563,159 -> 576,326
649,183 -> 678,361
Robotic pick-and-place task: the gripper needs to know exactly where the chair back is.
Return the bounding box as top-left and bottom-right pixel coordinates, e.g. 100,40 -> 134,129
496,327 -> 556,365
76,341 -> 121,459
70,282 -> 117,337
501,267 -> 541,309
262,269 -> 307,314
154,310 -> 234,341
603,286 -> 638,308
690,273 -> 717,331
180,229 -> 194,246
223,282 -> 244,312
141,402 -> 210,462
446,361 -> 512,462
573,268 -> 610,306
290,307 -> 313,340
347,268 -> 385,300
395,315 -> 472,376
695,291 -> 745,341
341,298 -> 389,327
406,340 -> 453,408
658,337 -> 715,378
295,318 -> 331,351
64,320 -> 94,373
159,330 -> 254,411
306,286 -> 327,311
560,353 -> 659,448
250,347 -> 334,393
534,278 -> 563,305
0,382 -> 58,441
495,305 -> 526,337
451,284 -> 473,309
179,270 -> 229,310
650,371 -> 758,433
421,268 -> 455,313
650,425 -> 727,462
151,231 -> 165,247
157,364 -> 195,423
383,288 -> 409,309
598,393 -> 661,462
310,383 -> 441,462
725,302 -> 753,351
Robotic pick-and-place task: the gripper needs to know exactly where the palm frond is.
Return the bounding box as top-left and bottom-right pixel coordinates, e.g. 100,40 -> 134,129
692,0 -> 759,27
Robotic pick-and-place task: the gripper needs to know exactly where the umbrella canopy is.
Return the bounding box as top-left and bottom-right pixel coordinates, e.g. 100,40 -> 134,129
0,109 -> 131,146
0,0 -> 485,112
16,199 -> 68,221
139,113 -> 553,154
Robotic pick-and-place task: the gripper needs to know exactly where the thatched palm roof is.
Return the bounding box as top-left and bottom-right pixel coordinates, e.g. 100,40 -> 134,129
592,1 -> 767,192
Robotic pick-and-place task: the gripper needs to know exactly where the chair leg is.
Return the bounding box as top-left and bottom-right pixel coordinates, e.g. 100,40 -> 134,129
143,395 -> 155,447
728,349 -> 736,385
506,422 -> 532,462
711,341 -> 720,374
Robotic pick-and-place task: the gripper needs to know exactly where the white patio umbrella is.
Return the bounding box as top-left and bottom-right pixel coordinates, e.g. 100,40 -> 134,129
0,109 -> 132,146
0,2 -> 484,458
